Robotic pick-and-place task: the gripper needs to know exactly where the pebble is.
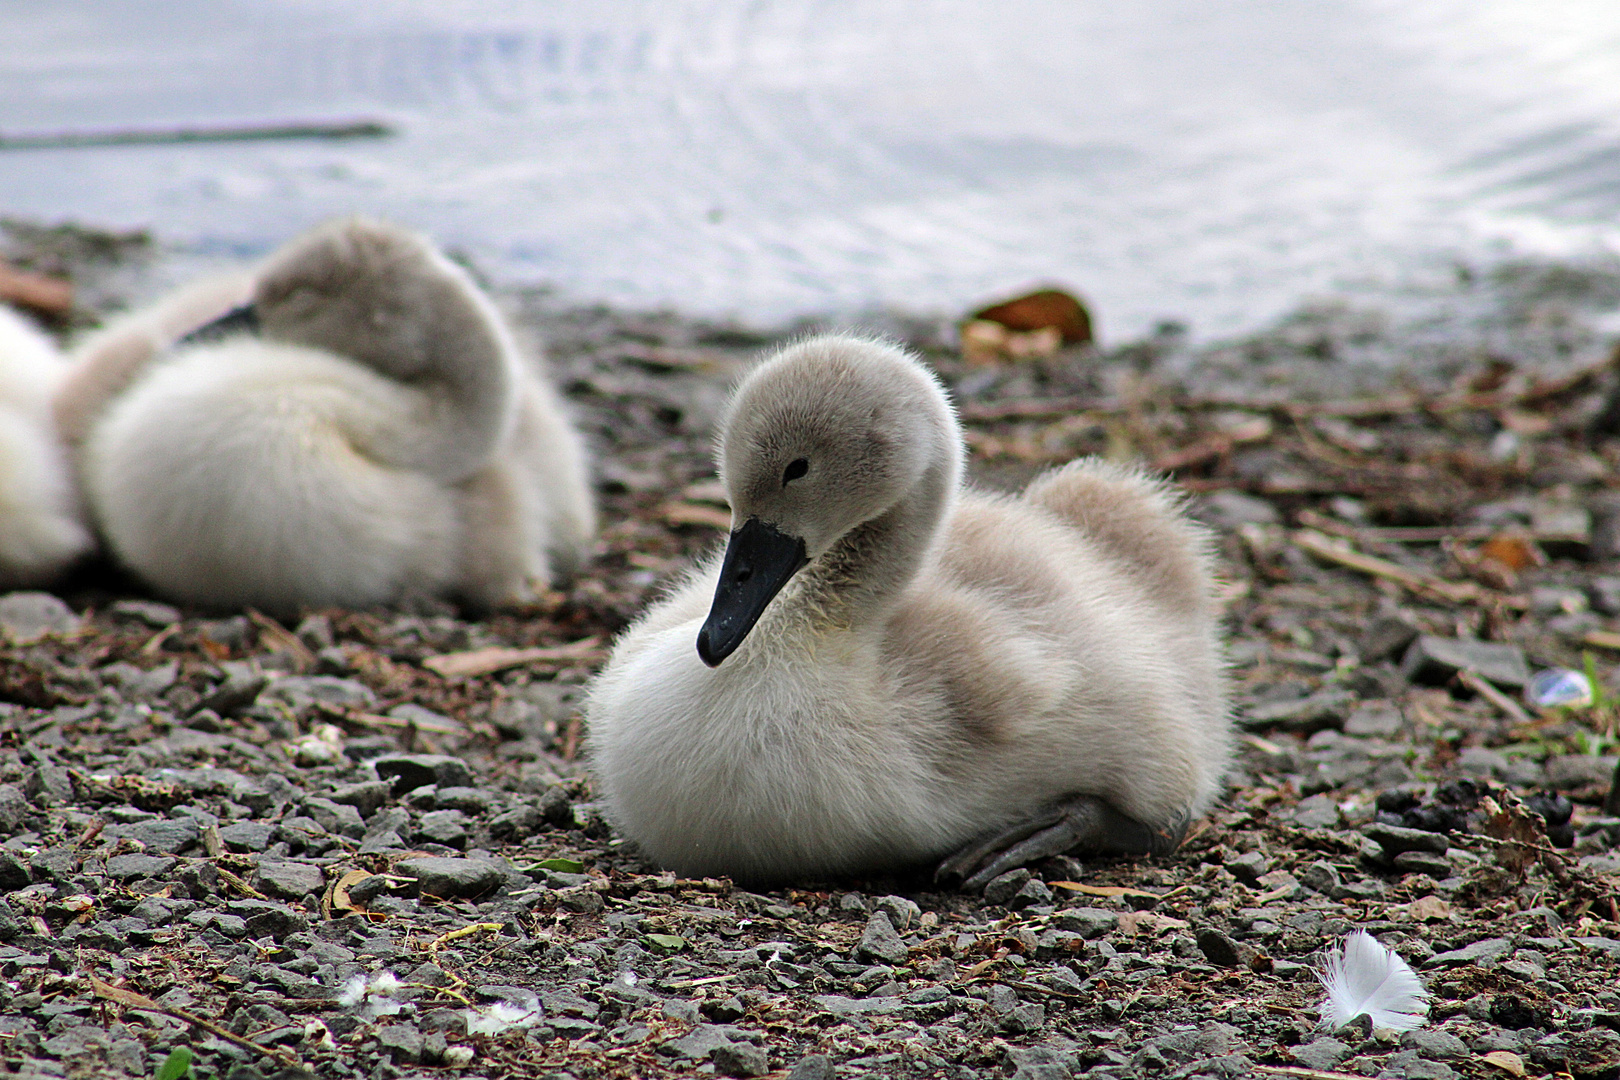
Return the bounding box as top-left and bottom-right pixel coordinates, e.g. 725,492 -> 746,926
0,592 -> 80,643
1426,938 -> 1512,968
255,858 -> 326,901
712,1041 -> 770,1077
395,857 -> 505,899
856,912 -> 909,966
786,1055 -> 836,1080
1292,795 -> 1341,829
373,754 -> 475,794
1401,636 -> 1530,688
983,868 -> 1032,906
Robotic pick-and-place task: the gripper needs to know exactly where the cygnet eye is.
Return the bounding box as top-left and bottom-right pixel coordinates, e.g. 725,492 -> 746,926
781,458 -> 809,486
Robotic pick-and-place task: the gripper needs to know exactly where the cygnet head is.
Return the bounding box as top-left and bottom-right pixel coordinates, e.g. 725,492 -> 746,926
252,216 -> 486,383
697,335 -> 961,666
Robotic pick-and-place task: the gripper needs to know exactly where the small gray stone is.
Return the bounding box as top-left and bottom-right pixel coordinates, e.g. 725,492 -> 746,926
1195,490 -> 1280,530
106,853 -> 177,879
1196,927 -> 1246,968
1299,860 -> 1342,895
1053,907 -> 1117,937
262,675 -> 377,716
192,668 -> 268,717
663,1023 -> 737,1060
786,1054 -> 836,1080
373,754 -> 474,794
1546,755 -> 1619,790
1293,1037 -> 1351,1070
1225,850 -> 1269,883
711,1041 -> 769,1078
1008,877 -> 1054,910
1399,1029 -> 1468,1060
856,911 -> 909,965
0,783 -> 31,833
397,856 -> 504,899
110,599 -> 181,626
876,895 -> 921,931
217,820 -> 275,853
1292,795 -> 1340,830
1360,616 -> 1420,664
1393,850 -> 1454,877
0,853 -> 29,890
418,809 -> 469,847
983,868 -> 1032,906
377,1023 -> 424,1064
118,817 -> 201,855
255,858 -> 326,901
328,779 -> 392,817
0,592 -> 79,643
1344,701 -> 1403,737
489,804 -> 544,840
1401,636 -> 1530,688
1243,688 -> 1355,731
434,786 -> 498,813
1364,822 -> 1448,856
302,797 -> 366,839
1426,937 -> 1512,968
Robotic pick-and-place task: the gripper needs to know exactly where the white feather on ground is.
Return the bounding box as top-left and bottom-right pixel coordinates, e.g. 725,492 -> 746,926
1316,930 -> 1430,1032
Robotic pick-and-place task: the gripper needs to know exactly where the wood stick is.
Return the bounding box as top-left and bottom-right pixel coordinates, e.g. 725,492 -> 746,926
1456,669 -> 1534,726
91,976 -> 301,1069
1291,529 -> 1525,609
423,636 -> 604,679
0,261 -> 72,314
0,120 -> 392,150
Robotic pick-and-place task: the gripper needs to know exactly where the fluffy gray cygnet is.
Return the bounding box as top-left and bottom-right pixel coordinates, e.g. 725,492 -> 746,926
0,305 -> 91,587
587,334 -> 1233,887
59,217 -> 594,613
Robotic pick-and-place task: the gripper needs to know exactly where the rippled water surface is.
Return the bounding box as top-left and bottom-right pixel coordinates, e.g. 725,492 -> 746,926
4,0 -> 1620,339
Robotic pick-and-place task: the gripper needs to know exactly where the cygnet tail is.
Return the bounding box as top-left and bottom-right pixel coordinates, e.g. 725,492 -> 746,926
1023,458 -> 1219,622
83,341 -> 464,612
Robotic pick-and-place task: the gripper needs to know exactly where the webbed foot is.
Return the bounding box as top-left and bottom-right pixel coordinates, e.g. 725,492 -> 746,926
936,795 -> 1188,892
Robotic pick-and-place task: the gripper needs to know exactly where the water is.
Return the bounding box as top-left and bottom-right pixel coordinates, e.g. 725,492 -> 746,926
4,0 -> 1620,341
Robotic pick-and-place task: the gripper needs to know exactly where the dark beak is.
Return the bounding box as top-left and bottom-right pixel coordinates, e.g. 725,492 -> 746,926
177,304 -> 260,347
696,517 -> 808,667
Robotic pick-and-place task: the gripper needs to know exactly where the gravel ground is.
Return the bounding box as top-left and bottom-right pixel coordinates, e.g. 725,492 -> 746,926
2,226 -> 1620,1080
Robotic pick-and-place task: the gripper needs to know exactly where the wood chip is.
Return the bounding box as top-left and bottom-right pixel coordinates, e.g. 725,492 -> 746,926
660,501 -> 732,530
422,636 -> 604,679
0,260 -> 72,314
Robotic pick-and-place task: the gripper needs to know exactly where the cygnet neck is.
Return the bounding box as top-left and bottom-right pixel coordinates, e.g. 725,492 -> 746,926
799,431 -> 959,630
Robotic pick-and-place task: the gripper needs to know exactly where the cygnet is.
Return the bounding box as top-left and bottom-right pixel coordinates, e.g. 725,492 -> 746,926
63,217 -> 594,613
0,305 -> 92,586
587,334 -> 1232,886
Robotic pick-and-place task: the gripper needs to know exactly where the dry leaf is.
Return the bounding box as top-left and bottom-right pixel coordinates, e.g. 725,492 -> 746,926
1399,895 -> 1455,922
1481,1050 -> 1526,1077
971,288 -> 1092,344
328,868 -> 375,916
1116,911 -> 1189,936
1050,882 -> 1162,899
1479,794 -> 1547,875
1477,534 -> 1543,574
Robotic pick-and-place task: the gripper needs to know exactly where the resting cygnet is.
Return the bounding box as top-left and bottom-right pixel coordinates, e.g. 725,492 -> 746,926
0,305 -> 93,587
65,217 -> 594,613
588,335 -> 1232,886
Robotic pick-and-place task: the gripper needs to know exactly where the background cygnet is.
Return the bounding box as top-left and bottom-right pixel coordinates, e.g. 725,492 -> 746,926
588,334 -> 1232,886
64,217 -> 594,613
0,305 -> 92,587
